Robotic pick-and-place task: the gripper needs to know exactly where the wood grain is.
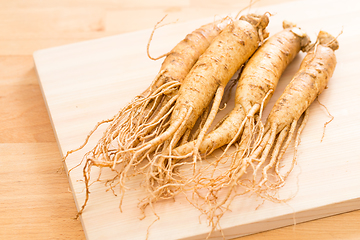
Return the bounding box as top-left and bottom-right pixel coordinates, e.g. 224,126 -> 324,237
1,0 -> 360,239
0,143 -> 85,239
0,57 -> 55,143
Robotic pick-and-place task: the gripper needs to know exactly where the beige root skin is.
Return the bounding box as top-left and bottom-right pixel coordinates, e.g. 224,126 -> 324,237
171,22 -> 311,160
139,14 -> 270,210
66,17 -> 234,218
73,17 -> 232,159
254,37 -> 338,188
159,22 -> 311,196
148,17 -> 232,93
197,31 -> 338,231
114,17 -> 233,151
172,23 -> 316,232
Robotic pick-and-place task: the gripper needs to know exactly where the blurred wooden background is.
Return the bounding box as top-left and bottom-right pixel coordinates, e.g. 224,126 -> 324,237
1,0 -> 359,239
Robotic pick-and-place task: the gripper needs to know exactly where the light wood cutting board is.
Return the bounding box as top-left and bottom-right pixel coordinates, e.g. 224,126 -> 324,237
34,0 -> 360,239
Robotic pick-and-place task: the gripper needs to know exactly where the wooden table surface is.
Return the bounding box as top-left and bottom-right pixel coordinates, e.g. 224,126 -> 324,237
1,0 -> 359,239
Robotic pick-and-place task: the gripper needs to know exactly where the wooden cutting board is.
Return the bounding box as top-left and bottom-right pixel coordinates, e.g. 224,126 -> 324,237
34,0 -> 360,239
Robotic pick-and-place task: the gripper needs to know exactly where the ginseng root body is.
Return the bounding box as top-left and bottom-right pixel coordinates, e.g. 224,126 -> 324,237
197,30 -> 338,231
246,31 -> 338,191
173,22 -> 313,231
94,17 -> 232,161
69,17 -> 231,216
138,13 -> 270,209
173,21 -> 311,158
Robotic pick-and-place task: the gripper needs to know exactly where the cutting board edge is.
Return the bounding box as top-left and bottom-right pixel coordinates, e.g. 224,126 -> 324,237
190,197 -> 360,240
33,57 -> 92,240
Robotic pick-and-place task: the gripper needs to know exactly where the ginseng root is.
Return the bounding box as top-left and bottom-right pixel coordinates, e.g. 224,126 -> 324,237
70,17 -> 231,216
200,30 -> 338,230
179,21 -> 312,231
175,20 -> 311,160
246,30 -> 339,194
138,13 -> 270,211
